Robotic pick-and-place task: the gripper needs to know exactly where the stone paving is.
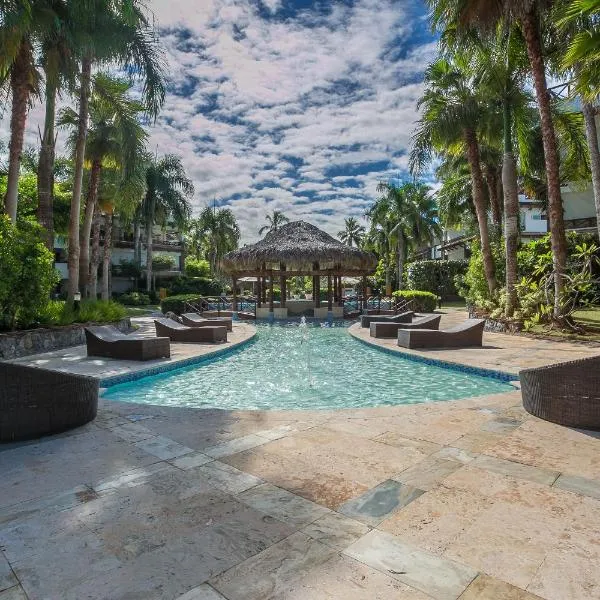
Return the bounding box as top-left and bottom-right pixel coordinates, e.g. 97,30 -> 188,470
1,313 -> 600,599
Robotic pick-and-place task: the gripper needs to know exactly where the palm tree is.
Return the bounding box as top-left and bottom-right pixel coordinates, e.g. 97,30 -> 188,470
371,181 -> 441,290
140,155 -> 193,292
193,207 -> 240,275
59,74 -> 148,296
411,56 -> 498,295
259,210 -> 289,235
363,220 -> 394,292
65,0 -> 165,303
427,0 -> 568,318
338,217 -> 366,247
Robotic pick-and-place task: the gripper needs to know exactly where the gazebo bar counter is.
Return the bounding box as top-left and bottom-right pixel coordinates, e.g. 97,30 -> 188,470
222,221 -> 377,319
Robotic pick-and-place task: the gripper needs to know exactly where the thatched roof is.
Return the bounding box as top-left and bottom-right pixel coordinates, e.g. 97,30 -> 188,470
222,220 -> 377,274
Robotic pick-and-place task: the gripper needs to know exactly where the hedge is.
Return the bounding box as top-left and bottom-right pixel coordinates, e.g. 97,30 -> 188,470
164,276 -> 222,296
161,294 -> 207,315
392,290 -> 439,312
118,292 -> 151,306
405,260 -> 467,298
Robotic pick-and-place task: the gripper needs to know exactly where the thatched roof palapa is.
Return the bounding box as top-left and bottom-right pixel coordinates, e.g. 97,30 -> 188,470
222,220 -> 377,275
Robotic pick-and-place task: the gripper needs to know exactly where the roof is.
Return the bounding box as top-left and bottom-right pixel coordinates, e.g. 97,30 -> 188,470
222,220 -> 377,275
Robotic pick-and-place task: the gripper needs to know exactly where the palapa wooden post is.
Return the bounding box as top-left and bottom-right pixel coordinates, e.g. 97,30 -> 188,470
315,262 -> 321,308
327,272 -> 332,311
261,262 -> 267,304
232,276 -> 238,311
362,275 -> 367,312
280,263 -> 286,309
256,275 -> 262,308
269,270 -> 274,313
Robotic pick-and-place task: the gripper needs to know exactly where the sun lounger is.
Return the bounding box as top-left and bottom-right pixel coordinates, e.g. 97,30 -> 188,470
181,312 -> 233,331
370,314 -> 441,338
85,325 -> 170,361
360,311 -> 414,328
520,355 -> 600,430
154,318 -> 227,343
397,318 -> 485,349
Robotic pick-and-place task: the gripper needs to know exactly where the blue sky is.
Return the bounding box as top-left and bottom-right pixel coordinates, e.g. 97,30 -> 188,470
5,0 -> 437,243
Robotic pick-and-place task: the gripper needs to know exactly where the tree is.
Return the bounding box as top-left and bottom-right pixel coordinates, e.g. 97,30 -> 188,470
59,74 -> 148,297
411,56 -> 498,295
259,210 -> 289,235
427,0 -> 569,318
65,0 -> 165,303
140,155 -> 193,292
370,181 -> 441,290
191,207 -> 240,275
338,217 -> 366,247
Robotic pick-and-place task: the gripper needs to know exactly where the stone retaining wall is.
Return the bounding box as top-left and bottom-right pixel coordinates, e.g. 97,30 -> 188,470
0,318 -> 132,360
467,309 -> 522,334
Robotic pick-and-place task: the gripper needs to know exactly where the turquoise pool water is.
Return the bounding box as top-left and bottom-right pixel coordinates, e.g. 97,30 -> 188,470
102,321 -> 515,411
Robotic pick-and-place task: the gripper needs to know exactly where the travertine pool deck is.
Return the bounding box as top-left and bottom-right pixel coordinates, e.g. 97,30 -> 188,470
2,314 -> 600,599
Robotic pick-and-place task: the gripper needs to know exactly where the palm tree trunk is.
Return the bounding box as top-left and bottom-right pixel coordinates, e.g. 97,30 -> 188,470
521,11 -> 567,318
79,159 -> 102,297
582,102 -> 600,241
397,235 -> 405,291
4,41 -> 33,223
102,213 -> 113,301
465,128 -> 497,295
134,220 -> 142,267
485,167 -> 502,230
67,55 -> 92,304
146,220 -> 153,293
502,102 -> 520,317
89,206 -> 101,299
37,78 -> 57,251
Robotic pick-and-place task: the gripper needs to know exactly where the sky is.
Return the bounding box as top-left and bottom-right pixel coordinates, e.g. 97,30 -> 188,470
2,0 -> 437,243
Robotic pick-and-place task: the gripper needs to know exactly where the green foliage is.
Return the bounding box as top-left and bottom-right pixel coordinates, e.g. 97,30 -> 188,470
0,217 -> 59,330
405,260 -> 467,297
38,300 -> 127,326
391,290 -> 439,312
112,259 -> 142,278
152,254 -> 176,271
118,292 -> 151,306
166,276 -> 222,296
160,294 -> 207,315
184,256 -> 211,278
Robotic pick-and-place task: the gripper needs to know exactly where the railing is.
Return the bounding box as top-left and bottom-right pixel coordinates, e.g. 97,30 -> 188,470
183,296 -> 257,319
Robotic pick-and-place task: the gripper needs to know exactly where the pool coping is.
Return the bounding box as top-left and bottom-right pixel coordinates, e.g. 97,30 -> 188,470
348,325 -> 518,383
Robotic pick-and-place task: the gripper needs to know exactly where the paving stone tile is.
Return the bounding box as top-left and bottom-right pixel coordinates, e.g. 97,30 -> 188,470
343,529 -> 478,600
301,512 -> 370,549
211,532 -> 338,600
93,412 -> 130,429
480,418 -> 523,434
433,447 -> 478,464
459,574 -> 543,599
394,457 -> 463,491
203,434 -> 269,458
471,455 -> 559,486
110,422 -> 157,442
238,483 -> 331,528
170,452 -> 214,470
176,584 -> 228,600
452,431 -> 504,453
553,473 -> 600,500
371,431 -> 441,455
92,462 -> 173,492
339,480 -> 425,526
255,425 -> 296,441
195,461 -> 263,495
0,587 -> 27,600
0,554 -> 16,593
133,435 -> 194,460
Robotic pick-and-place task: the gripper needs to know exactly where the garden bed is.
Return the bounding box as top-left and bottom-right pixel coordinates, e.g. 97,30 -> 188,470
0,318 -> 131,360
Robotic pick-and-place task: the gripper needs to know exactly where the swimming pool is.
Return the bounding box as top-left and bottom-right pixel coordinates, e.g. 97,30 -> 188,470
102,321 -> 515,411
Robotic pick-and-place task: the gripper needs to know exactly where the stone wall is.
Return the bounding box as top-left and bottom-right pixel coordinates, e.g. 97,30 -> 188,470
0,318 -> 131,360
467,308 -> 522,334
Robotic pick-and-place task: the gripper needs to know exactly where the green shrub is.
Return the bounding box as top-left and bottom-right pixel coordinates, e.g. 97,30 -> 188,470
165,276 -> 222,296
391,290 -> 439,312
405,260 -> 467,297
0,217 -> 59,330
184,257 -> 211,278
38,299 -> 127,326
119,291 -> 151,306
161,294 -> 207,315
112,259 -> 142,278
152,254 -> 176,271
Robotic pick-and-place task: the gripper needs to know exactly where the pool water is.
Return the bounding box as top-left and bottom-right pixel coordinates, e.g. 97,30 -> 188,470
102,321 -> 515,411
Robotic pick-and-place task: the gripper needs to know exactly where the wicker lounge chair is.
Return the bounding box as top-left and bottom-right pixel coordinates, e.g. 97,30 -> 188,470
370,314 -> 441,339
85,326 -> 170,361
520,355 -> 600,430
1,362 -> 98,442
397,318 -> 485,349
360,311 -> 414,328
181,312 -> 233,331
154,318 -> 227,343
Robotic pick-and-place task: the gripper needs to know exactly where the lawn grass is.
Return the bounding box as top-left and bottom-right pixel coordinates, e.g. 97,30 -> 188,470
123,305 -> 160,317
527,305 -> 600,344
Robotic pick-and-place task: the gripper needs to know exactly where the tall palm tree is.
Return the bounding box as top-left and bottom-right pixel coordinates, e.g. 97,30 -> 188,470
411,56 -> 498,294
193,207 -> 240,275
363,220 -> 394,292
427,0 -> 568,317
65,0 -> 165,303
338,217 -> 366,247
59,74 -> 148,296
140,155 -> 193,292
259,210 -> 289,235
371,181 -> 441,290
